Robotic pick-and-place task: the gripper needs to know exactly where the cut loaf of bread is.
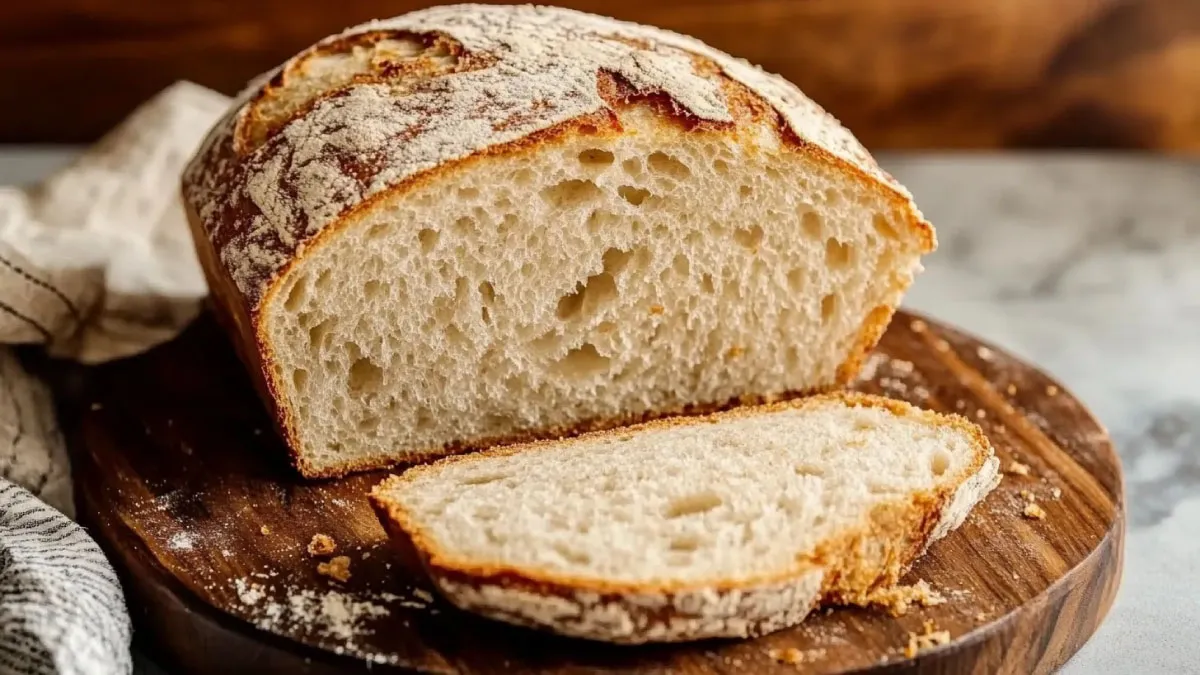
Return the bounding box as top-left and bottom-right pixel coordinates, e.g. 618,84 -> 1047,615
370,393 -> 1000,643
182,4 -> 935,477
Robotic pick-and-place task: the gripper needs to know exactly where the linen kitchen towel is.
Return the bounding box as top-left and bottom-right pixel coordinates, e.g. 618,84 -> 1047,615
0,81 -> 230,675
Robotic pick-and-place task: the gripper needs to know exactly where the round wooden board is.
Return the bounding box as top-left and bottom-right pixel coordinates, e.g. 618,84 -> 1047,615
57,309 -> 1123,675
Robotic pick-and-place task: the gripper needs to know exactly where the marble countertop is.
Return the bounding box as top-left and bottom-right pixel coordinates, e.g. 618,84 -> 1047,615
889,154 -> 1199,674
2,149 -> 1196,673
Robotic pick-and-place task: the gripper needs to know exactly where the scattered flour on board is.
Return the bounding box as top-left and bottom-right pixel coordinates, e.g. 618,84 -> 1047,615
167,531 -> 195,551
231,578 -> 434,658
235,578 -> 265,606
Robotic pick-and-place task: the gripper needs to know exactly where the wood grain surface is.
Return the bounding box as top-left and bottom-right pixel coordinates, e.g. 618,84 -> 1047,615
54,309 -> 1124,674
3,0 -> 1200,149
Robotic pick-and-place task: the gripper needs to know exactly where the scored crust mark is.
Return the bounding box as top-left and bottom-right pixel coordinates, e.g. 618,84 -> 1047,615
238,30 -> 474,154
182,4 -> 929,308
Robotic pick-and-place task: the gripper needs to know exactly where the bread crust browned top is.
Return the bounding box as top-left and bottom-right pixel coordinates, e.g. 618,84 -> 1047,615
181,3 -> 931,313
179,4 -> 935,479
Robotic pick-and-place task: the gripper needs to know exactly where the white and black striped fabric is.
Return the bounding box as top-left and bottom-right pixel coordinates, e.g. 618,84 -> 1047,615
0,82 -> 229,675
0,481 -> 131,675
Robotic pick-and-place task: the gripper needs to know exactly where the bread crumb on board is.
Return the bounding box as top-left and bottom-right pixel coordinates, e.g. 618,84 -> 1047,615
318,555 -> 352,582
1006,383 -> 1017,396
910,319 -> 927,333
976,346 -> 994,361
1046,384 -> 1059,396
904,620 -> 951,658
308,534 -> 337,557
1051,486 -> 1063,500
1023,503 -> 1047,520
861,579 -> 945,617
1007,461 -> 1032,477
767,647 -> 826,666
260,525 -> 271,536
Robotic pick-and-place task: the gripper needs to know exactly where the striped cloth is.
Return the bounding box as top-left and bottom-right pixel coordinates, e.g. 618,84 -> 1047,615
0,481 -> 130,675
0,82 -> 229,675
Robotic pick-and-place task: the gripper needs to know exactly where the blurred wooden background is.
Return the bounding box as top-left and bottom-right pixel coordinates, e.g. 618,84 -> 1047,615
2,0 -> 1199,149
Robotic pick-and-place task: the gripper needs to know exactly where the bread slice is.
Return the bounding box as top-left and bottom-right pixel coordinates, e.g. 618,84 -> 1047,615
182,4 -> 935,478
370,393 -> 1000,643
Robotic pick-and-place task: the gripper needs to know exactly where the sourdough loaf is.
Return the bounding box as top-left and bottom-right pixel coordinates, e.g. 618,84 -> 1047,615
182,4 -> 935,477
370,393 -> 1000,643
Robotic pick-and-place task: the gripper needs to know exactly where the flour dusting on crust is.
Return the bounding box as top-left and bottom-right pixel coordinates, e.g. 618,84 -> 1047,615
182,3 -> 913,307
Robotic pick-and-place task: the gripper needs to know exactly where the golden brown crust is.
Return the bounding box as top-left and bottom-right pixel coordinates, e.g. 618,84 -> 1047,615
183,198 -> 300,458
238,30 -> 475,153
836,304 -> 901,385
183,7 -> 932,311
183,5 -> 936,479
369,392 -> 993,597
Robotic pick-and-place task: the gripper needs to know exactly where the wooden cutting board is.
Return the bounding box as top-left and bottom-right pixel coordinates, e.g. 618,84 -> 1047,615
55,309 -> 1123,674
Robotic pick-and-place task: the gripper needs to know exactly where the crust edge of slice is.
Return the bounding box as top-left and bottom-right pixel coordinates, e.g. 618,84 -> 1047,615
369,392 -> 1001,643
